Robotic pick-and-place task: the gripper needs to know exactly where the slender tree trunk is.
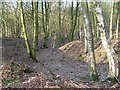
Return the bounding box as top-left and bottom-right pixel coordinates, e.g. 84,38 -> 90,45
116,16 -> 119,39
109,1 -> 114,40
84,23 -> 87,52
45,1 -> 49,33
93,11 -> 98,40
32,0 -> 34,20
62,2 -> 67,38
70,1 -> 74,41
20,0 -> 32,58
78,19 -> 82,40
42,0 -> 47,48
83,2 -> 98,81
42,1 -> 49,48
115,2 -> 120,39
45,1 -> 47,32
14,1 -> 21,38
58,0 -> 62,45
95,3 -> 119,81
32,0 -> 38,60
71,1 -> 79,40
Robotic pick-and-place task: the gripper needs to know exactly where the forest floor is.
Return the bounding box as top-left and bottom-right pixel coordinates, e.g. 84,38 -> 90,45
1,37 -> 120,88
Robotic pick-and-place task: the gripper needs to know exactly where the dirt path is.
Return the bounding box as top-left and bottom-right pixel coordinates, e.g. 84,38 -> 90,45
36,49 -> 88,82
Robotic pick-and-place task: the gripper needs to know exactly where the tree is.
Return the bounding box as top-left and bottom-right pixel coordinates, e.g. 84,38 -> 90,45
94,2 -> 119,82
71,1 -> 79,41
14,1 -> 21,38
20,0 -> 32,58
84,23 -> 87,52
115,16 -> 119,39
32,0 -> 38,60
41,0 -> 46,48
42,0 -> 50,48
58,0 -> 62,45
70,1 -> 74,41
115,2 -> 120,39
92,10 -> 99,40
109,1 -> 115,39
82,2 -> 98,81
45,1 -> 49,35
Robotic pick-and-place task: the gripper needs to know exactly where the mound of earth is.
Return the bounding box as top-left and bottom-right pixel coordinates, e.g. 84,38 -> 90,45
59,40 -> 120,63
59,40 -> 85,60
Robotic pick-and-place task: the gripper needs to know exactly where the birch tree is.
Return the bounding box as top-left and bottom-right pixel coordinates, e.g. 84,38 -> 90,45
84,23 -> 87,52
83,2 -> 98,81
115,2 -> 120,39
94,2 -> 119,82
109,1 -> 115,40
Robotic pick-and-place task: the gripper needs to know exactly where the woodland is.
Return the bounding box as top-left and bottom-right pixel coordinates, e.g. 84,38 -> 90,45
1,0 -> 120,89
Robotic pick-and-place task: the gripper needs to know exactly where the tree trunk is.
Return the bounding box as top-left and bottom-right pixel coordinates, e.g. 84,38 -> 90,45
15,2 -> 21,38
70,1 -> 74,41
109,1 -> 114,40
41,0 -> 47,48
115,2 -> 120,39
42,1 -> 49,48
83,2 -> 98,81
58,0 -> 62,45
20,0 -> 32,58
71,1 -> 79,40
45,1 -> 49,33
32,0 -> 34,20
32,0 -> 38,60
93,11 -> 98,40
95,3 -> 119,81
116,16 -> 119,39
84,23 -> 87,52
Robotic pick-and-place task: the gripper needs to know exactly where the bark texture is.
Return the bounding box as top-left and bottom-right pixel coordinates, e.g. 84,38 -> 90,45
95,3 -> 119,80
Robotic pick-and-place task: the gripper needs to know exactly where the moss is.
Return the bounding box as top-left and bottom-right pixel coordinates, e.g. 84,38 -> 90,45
88,66 -> 99,81
88,73 -> 99,81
